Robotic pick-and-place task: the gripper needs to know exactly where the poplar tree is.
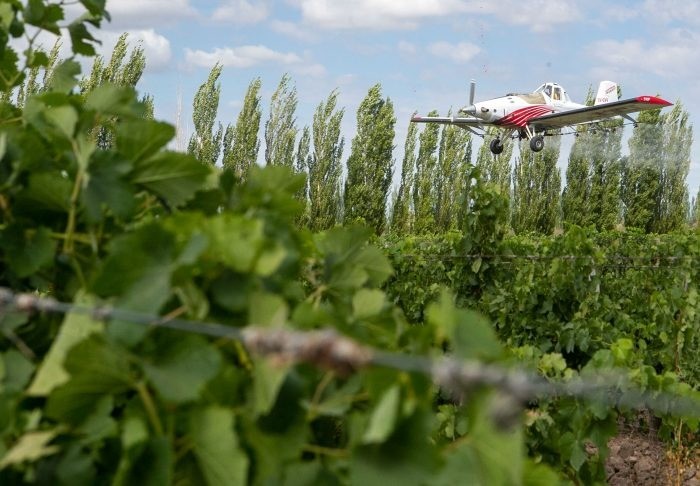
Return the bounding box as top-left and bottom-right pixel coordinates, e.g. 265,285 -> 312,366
563,121 -> 622,230
435,115 -> 472,232
656,102 -> 692,232
295,125 -> 312,225
264,73 -> 298,168
413,110 -> 440,233
622,108 -> 663,231
343,84 -> 396,233
79,33 -> 148,149
562,88 -> 595,228
187,64 -> 223,165
223,77 -> 262,179
476,127 -> 514,195
390,118 -> 418,235
79,33 -> 146,94
691,187 -> 700,228
306,90 -> 344,231
511,136 -> 562,234
16,40 -> 60,106
561,134 -> 590,227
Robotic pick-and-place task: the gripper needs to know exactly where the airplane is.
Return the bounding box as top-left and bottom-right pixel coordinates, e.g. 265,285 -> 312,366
411,80 -> 672,154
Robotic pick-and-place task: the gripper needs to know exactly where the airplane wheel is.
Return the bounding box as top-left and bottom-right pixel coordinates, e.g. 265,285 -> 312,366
490,138 -> 504,155
530,135 -> 544,152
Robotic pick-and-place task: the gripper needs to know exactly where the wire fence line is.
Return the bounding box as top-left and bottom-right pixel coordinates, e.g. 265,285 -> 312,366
0,287 -> 699,419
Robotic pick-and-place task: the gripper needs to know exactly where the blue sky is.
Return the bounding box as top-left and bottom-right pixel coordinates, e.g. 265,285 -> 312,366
71,0 -> 700,196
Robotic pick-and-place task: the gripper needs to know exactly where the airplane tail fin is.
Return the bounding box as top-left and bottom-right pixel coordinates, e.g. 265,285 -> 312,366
594,80 -> 619,105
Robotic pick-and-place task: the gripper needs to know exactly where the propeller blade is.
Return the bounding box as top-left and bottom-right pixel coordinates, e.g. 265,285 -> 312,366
469,79 -> 476,105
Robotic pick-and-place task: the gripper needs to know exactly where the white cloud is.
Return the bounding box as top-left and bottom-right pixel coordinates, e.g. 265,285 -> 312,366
183,45 -> 325,76
474,0 -> 581,32
105,0 -> 197,28
270,20 -> 317,41
291,0 -> 580,31
295,0 -> 467,29
587,29 -> 700,78
212,0 -> 269,23
185,45 -> 301,68
642,0 -> 700,25
428,41 -> 480,63
100,30 -> 172,72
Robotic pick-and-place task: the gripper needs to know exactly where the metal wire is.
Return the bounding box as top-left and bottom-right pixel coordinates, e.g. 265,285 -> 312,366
1,287 -> 698,418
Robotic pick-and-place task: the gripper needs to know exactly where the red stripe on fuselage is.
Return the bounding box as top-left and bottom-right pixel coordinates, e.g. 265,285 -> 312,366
496,105 -> 554,128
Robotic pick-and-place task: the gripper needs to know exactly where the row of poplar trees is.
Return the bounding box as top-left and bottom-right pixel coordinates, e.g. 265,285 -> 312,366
25,35 -> 696,236
187,64 -> 397,234
191,61 -> 698,235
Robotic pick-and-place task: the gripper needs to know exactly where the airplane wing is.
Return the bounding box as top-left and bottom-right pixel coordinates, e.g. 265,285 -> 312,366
411,114 -> 486,128
530,96 -> 672,131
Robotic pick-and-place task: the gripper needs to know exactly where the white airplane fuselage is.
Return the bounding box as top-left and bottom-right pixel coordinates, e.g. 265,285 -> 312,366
460,82 -> 585,129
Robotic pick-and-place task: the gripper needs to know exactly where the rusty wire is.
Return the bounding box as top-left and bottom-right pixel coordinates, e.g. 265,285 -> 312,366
0,287 -> 699,417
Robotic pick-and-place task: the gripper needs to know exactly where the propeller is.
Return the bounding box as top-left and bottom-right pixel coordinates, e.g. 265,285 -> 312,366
469,79 -> 476,106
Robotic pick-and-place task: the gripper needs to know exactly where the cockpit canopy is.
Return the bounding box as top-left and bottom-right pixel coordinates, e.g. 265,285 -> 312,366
535,82 -> 570,102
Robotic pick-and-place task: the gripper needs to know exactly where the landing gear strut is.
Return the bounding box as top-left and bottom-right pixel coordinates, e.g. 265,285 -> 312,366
489,138 -> 504,155
529,135 -> 545,152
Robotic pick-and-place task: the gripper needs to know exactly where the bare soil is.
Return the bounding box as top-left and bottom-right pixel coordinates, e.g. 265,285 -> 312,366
605,421 -> 699,486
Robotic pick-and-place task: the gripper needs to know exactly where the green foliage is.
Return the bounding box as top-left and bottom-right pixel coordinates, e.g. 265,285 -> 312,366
476,127 -> 513,196
434,113 -> 472,232
264,73 -> 298,168
305,89 -> 344,231
344,83 -> 396,234
223,77 -> 262,179
512,135 -> 562,234
1,5 -> 698,485
562,120 -> 623,230
390,116 -> 418,235
413,110 -> 440,234
188,64 -> 224,165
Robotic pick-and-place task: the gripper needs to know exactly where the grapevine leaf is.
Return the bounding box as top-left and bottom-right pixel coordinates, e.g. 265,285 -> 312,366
46,59 -> 81,93
250,292 -> 288,326
67,16 -> 99,56
142,334 -> 222,404
18,171 -> 72,212
130,151 -> 211,208
81,151 -> 136,222
79,0 -> 108,19
115,118 -> 175,162
46,336 -> 133,424
0,43 -> 21,91
351,410 -> 439,486
85,84 -> 142,117
206,214 -> 265,272
251,358 -> 289,417
355,246 -> 393,286
55,445 -> 97,485
362,384 -> 400,444
44,105 -> 78,139
92,224 -> 175,345
0,225 -> 56,278
27,294 -> 105,396
352,289 -> 385,319
523,460 -> 563,486
76,396 -> 117,444
426,290 -> 502,360
0,429 -> 61,469
189,406 -> 248,486
435,396 -> 523,486
113,437 -> 173,486
1,350 -> 34,394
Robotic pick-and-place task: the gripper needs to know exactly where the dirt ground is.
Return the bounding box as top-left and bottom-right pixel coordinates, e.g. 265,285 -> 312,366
605,421 -> 700,486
